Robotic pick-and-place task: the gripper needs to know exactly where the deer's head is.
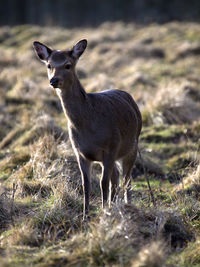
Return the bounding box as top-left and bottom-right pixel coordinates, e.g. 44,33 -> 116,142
33,40 -> 87,89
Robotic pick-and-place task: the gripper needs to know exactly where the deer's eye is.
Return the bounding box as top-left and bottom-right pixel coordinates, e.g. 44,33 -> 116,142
65,63 -> 71,70
47,64 -> 52,69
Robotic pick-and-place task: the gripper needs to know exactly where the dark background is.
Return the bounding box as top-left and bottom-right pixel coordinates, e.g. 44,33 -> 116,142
0,0 -> 200,27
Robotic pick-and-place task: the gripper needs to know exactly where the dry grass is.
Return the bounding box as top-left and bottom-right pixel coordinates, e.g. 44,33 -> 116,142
174,163 -> 200,193
143,81 -> 200,125
131,241 -> 166,267
0,21 -> 200,266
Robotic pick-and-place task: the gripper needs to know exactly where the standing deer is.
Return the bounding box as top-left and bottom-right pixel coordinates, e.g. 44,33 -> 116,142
33,39 -> 142,218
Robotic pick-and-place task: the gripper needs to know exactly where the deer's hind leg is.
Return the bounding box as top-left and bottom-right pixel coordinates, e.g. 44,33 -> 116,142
122,145 -> 138,203
110,163 -> 119,203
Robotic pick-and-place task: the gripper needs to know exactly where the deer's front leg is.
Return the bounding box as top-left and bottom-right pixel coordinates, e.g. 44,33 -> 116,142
101,156 -> 115,208
78,156 -> 91,219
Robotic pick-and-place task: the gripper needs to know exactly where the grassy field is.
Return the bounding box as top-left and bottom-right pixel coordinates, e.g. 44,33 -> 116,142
0,22 -> 200,266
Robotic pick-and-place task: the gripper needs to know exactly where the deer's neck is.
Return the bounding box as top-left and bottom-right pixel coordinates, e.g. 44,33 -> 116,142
56,75 -> 89,128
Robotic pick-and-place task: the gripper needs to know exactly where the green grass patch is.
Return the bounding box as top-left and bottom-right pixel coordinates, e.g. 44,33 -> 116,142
141,124 -> 184,143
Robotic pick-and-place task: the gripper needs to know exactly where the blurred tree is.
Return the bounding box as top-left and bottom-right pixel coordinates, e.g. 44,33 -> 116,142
0,0 -> 200,26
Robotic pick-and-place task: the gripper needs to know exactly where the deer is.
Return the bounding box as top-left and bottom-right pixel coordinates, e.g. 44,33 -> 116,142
33,39 -> 142,219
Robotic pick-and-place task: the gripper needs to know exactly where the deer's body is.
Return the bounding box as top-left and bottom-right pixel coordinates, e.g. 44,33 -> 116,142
33,40 -> 142,218
57,84 -> 141,162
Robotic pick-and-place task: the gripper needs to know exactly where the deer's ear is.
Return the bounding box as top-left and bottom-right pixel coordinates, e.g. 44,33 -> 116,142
72,39 -> 87,59
33,41 -> 52,62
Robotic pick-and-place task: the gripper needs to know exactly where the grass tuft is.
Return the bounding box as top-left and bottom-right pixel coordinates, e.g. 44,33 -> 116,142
131,241 -> 166,267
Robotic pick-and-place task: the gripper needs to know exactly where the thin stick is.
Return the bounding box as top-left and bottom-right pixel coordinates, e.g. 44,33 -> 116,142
138,149 -> 156,207
10,183 -> 18,223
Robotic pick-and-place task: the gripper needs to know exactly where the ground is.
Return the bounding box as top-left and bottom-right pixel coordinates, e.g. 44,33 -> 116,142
0,22 -> 200,266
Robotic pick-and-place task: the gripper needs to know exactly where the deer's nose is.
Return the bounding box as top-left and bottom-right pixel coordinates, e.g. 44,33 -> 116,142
50,77 -> 59,88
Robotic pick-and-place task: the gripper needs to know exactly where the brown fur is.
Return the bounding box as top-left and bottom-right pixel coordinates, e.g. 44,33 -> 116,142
33,39 -> 142,218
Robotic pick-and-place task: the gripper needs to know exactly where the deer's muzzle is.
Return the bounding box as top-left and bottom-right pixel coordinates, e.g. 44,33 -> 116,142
50,77 -> 59,88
